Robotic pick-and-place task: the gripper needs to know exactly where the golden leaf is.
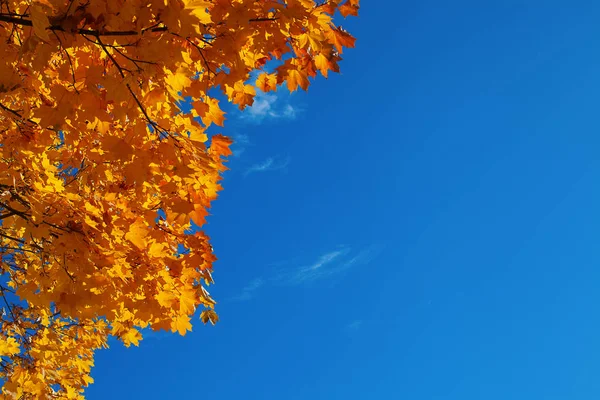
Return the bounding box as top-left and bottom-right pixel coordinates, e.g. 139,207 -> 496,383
122,328 -> 142,347
125,219 -> 149,250
172,314 -> 193,335
256,73 -> 278,92
0,337 -> 20,356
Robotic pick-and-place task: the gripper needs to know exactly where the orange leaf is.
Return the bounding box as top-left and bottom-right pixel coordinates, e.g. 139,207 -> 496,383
339,0 -> 360,17
327,27 -> 357,53
256,73 -> 278,92
287,69 -> 310,92
209,134 -> 233,157
30,5 -> 51,42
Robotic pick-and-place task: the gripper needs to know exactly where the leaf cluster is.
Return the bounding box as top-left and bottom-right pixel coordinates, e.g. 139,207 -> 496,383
0,0 -> 358,397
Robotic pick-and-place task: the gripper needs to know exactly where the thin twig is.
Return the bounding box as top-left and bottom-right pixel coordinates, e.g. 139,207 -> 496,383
52,31 -> 79,93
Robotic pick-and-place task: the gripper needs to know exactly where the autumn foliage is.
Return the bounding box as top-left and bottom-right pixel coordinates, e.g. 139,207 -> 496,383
0,0 -> 357,397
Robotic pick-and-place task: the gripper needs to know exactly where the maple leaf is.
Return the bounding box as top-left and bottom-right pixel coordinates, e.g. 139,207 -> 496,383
122,328 -> 143,347
172,314 -> 193,335
125,219 -> 149,250
256,73 -> 278,92
287,69 -> 310,92
314,54 -> 334,78
156,290 -> 177,308
327,27 -> 357,53
148,242 -> 167,258
165,70 -> 192,100
210,134 -> 234,158
30,4 -> 51,42
179,288 -> 197,315
200,309 -> 219,325
339,0 -> 360,17
226,82 -> 257,109
0,337 -> 20,356
194,97 -> 226,127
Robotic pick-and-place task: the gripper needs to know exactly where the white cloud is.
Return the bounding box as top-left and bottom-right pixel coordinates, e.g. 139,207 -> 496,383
247,93 -> 278,119
231,133 -> 250,157
282,104 -> 296,119
232,278 -> 265,301
242,92 -> 298,122
244,156 -> 290,177
277,244 -> 384,285
309,251 -> 345,270
346,320 -> 363,331
343,245 -> 385,268
230,245 -> 383,302
287,249 -> 350,283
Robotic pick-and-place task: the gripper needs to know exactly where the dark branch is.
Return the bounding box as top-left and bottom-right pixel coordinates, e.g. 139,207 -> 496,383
0,13 -> 169,36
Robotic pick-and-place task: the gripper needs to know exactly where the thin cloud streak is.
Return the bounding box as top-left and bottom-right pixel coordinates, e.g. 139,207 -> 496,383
346,320 -> 363,331
230,245 -> 384,301
244,156 -> 290,177
231,278 -> 265,301
230,133 -> 250,157
286,248 -> 350,284
283,244 -> 385,285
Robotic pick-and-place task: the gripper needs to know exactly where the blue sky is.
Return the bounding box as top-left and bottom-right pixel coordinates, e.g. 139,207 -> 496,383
87,2 -> 600,399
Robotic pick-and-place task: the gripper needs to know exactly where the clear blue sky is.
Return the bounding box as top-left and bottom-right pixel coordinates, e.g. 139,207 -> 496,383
87,2 -> 600,398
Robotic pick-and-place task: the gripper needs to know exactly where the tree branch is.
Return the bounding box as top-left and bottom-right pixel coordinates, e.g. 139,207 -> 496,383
0,13 -> 169,36
89,35 -> 175,141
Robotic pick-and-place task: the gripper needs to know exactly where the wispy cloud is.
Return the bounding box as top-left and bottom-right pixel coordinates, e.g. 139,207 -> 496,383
346,320 -> 363,331
231,244 -> 384,301
242,92 -> 298,122
282,104 -> 296,119
244,156 -> 290,177
231,278 -> 264,301
285,248 -> 351,284
279,245 -> 385,285
230,133 -> 251,157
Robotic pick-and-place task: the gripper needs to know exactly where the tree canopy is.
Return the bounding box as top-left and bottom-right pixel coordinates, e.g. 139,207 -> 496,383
0,0 -> 358,397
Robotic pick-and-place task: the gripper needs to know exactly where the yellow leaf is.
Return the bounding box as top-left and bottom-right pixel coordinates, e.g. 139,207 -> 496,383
124,219 -> 148,250
188,126 -> 208,143
156,290 -> 176,308
179,288 -> 197,314
165,70 -> 192,100
84,203 -> 102,218
0,337 -> 20,356
148,242 -> 166,258
172,314 -> 192,335
121,328 -> 142,347
65,385 -> 81,399
185,0 -> 212,24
